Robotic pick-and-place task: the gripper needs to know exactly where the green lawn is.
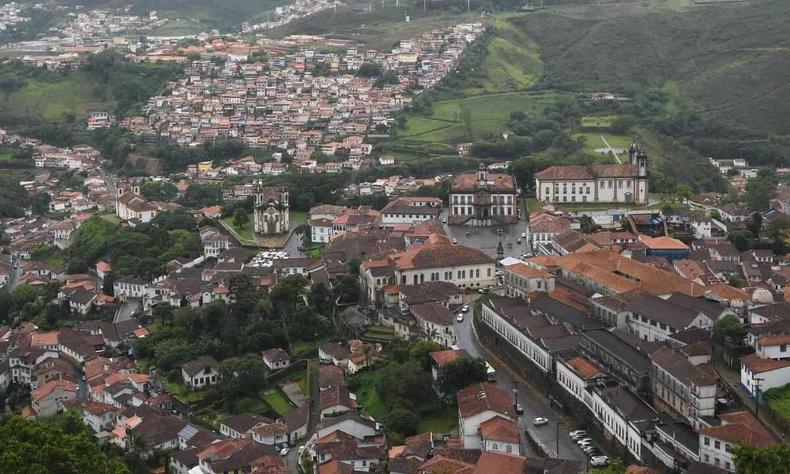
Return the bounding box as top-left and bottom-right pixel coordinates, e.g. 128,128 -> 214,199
765,384 -> 790,420
295,374 -> 309,396
305,245 -> 324,258
220,213 -> 257,245
290,210 -> 307,225
580,115 -> 622,128
261,389 -> 293,416
0,72 -> 115,124
397,92 -> 564,147
99,213 -> 122,224
167,379 -> 207,403
573,133 -> 634,158
234,397 -> 269,414
417,407 -> 457,435
465,17 -> 542,95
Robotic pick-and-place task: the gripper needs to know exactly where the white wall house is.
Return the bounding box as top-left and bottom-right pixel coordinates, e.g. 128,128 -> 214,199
740,354 -> 790,397
181,356 -> 219,389
480,301 -> 553,373
457,383 -> 514,449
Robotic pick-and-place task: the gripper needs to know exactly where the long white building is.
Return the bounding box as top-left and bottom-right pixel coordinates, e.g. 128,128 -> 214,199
535,145 -> 649,204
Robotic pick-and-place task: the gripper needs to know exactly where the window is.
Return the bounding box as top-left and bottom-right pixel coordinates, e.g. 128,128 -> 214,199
506,445 -> 512,453
725,444 -> 731,453
715,441 -> 720,450
492,443 -> 498,450
725,462 -> 731,470
782,344 -> 787,352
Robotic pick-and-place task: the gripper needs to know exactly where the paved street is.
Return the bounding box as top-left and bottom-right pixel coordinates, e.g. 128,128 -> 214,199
441,200 -> 530,261
453,306 -> 587,464
114,298 -> 140,324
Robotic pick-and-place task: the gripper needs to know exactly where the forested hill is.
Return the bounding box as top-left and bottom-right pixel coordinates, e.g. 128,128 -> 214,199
517,0 -> 790,138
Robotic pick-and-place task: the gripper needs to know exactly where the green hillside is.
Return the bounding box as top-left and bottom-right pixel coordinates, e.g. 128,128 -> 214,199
516,0 -> 790,136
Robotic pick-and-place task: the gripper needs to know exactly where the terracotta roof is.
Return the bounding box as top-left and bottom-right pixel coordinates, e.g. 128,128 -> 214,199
638,235 -> 689,251
700,410 -> 778,448
450,171 -> 516,193
430,349 -> 469,368
471,451 -> 526,474
564,356 -> 604,380
758,334 -> 790,346
535,164 -> 638,180
410,301 -> 455,326
393,241 -> 493,271
741,353 -> 790,373
506,263 -> 553,279
479,416 -> 520,444
457,383 -> 513,419
32,379 -> 78,401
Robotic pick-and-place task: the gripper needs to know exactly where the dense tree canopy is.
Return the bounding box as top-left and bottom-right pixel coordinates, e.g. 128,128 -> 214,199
0,414 -> 130,474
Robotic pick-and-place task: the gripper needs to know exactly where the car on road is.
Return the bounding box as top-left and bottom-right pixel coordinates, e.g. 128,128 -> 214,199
533,417 -> 549,426
279,447 -> 290,456
452,238 -> 458,244
582,445 -> 599,454
515,403 -> 524,415
442,218 -> 447,224
569,430 -> 587,438
461,304 -> 469,312
577,438 -> 593,447
590,456 -> 610,467
456,314 -> 464,322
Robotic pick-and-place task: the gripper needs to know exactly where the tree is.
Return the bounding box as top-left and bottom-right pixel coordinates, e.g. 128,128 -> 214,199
676,183 -> 692,201
744,178 -> 775,213
219,354 -> 267,399
591,459 -> 627,474
728,274 -> 746,288
436,356 -> 487,397
732,444 -> 790,474
0,415 -> 130,473
749,212 -> 764,237
356,62 -> 382,78
386,408 -> 419,436
713,314 -> 747,346
233,208 -> 249,229
31,192 -> 51,215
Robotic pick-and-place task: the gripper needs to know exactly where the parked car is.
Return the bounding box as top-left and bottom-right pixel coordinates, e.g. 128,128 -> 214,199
577,439 -> 593,447
533,417 -> 549,426
569,430 -> 587,439
279,447 -> 290,456
582,445 -> 599,454
461,304 -> 469,313
456,314 -> 464,322
586,448 -> 603,457
515,404 -> 524,415
590,456 -> 610,467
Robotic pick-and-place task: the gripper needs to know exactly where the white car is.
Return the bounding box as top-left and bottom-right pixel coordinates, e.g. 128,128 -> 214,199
533,417 -> 549,426
279,447 -> 290,456
456,314 -> 464,322
461,304 -> 469,312
590,456 -> 610,467
569,430 -> 587,438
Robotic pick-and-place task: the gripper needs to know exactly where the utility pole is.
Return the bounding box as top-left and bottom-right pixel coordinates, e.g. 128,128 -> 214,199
423,0 -> 426,11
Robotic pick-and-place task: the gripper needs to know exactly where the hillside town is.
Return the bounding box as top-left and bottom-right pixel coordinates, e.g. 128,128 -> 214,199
1,131 -> 790,473
0,0 -> 789,471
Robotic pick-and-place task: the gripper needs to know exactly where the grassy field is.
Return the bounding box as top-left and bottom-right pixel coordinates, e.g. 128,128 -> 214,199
0,72 -> 115,124
464,17 -> 542,95
167,379 -> 207,402
580,115 -> 621,128
396,92 -> 564,147
513,0 -> 790,135
99,213 -> 122,224
267,4 -> 476,50
220,213 -> 257,246
573,133 -> 633,158
765,384 -> 790,420
417,407 -> 457,435
261,388 -> 294,416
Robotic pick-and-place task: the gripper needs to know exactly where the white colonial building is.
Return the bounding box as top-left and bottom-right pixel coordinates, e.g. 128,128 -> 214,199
253,184 -> 289,235
535,145 -> 649,204
449,164 -> 518,226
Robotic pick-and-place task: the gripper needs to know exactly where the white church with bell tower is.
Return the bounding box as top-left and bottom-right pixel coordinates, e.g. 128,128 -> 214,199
534,143 -> 649,205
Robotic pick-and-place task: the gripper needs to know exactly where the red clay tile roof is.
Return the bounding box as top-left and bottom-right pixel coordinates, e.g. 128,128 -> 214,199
479,416 -> 520,444
450,172 -> 516,193
457,383 -> 513,419
430,349 -> 469,368
565,356 -> 604,380
535,164 -> 638,180
701,411 -> 778,448
393,241 -> 493,271
741,353 -> 790,373
471,451 -> 525,474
